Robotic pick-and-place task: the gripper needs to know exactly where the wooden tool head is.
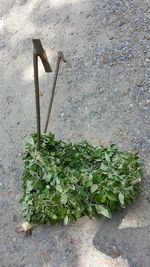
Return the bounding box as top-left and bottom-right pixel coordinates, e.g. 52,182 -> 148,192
32,39 -> 52,73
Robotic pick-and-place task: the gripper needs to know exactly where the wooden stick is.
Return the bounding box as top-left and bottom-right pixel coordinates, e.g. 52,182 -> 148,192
33,52 -> 41,151
44,51 -> 67,133
32,39 -> 52,150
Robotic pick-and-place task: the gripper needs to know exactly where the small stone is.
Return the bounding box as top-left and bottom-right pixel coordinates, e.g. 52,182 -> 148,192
70,237 -> 76,244
118,21 -> 125,27
60,113 -> 64,118
7,188 -> 13,193
13,237 -> 17,242
13,215 -> 17,222
40,90 -> 43,96
99,89 -> 104,94
145,58 -> 150,63
86,14 -> 91,18
122,90 -> 128,96
111,247 -> 121,258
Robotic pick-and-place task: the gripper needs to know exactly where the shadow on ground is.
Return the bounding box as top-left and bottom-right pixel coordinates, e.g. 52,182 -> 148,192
93,206 -> 150,267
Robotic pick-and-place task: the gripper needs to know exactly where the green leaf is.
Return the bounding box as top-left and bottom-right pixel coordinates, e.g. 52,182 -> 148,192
26,180 -> 33,193
64,215 -> 69,225
91,184 -> 98,193
55,177 -> 60,184
43,173 -> 52,182
96,193 -> 106,203
20,131 -> 142,224
29,163 -> 37,171
100,163 -> 107,171
119,192 -> 124,205
44,188 -> 50,198
101,195 -> 107,203
107,193 -> 117,202
96,205 -> 111,218
56,184 -> 63,193
93,172 -> 102,183
52,214 -> 57,220
94,149 -> 103,157
61,194 -> 67,204
105,152 -> 110,162
85,180 -> 93,187
75,212 -> 81,219
28,137 -> 34,145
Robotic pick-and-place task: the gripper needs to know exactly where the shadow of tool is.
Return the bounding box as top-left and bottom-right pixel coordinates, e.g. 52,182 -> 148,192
93,208 -> 150,267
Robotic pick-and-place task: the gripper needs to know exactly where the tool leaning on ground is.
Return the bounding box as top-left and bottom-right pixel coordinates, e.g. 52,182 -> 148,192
16,39 -> 70,235
32,39 -> 70,150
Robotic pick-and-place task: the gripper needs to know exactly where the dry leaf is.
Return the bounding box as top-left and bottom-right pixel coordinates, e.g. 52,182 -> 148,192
120,128 -> 127,141
15,221 -> 33,233
111,248 -> 121,258
40,90 -> 43,96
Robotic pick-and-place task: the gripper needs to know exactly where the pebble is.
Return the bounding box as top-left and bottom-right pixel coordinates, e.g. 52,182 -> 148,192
12,215 -> 17,222
60,113 -> 64,118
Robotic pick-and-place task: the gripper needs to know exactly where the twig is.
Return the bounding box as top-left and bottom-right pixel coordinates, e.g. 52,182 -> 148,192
130,178 -> 141,185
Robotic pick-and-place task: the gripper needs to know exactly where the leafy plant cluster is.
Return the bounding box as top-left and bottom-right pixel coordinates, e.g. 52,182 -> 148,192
20,133 -> 142,225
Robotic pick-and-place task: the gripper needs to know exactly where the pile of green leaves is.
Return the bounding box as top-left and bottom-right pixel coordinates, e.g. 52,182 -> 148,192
20,133 -> 142,225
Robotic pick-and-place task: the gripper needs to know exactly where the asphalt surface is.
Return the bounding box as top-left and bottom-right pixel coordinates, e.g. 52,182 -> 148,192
0,0 -> 150,266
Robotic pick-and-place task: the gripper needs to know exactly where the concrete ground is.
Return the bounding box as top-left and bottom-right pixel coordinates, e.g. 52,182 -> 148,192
0,0 -> 150,266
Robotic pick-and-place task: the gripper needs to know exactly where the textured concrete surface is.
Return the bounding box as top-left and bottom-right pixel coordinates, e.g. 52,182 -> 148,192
0,0 -> 150,266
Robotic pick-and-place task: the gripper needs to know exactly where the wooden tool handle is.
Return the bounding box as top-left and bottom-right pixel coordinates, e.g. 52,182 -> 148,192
32,39 -> 52,73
